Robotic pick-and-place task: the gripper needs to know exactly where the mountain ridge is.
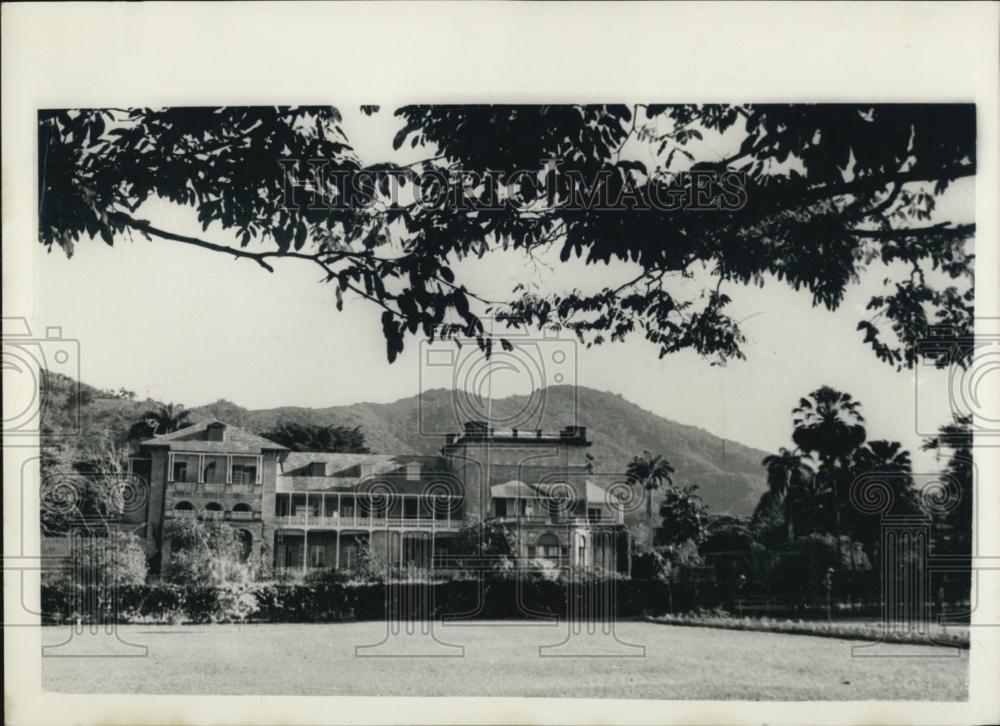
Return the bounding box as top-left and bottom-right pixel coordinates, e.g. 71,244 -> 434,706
193,384 -> 769,517
40,374 -> 769,519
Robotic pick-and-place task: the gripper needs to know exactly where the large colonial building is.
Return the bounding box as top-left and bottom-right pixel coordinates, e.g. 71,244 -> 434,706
129,420 -> 629,576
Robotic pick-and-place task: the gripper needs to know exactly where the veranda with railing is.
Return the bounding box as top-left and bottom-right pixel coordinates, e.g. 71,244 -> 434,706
274,491 -> 465,530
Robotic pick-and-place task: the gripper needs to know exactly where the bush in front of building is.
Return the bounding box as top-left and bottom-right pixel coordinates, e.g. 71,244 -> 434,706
158,518 -> 262,621
40,529 -> 152,623
163,518 -> 258,586
46,529 -> 149,590
42,573 -> 680,624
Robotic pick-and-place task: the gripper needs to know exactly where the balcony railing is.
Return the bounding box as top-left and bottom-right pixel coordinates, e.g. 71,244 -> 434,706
489,513 -> 624,526
276,513 -> 463,530
167,453 -> 263,486
168,481 -> 259,494
168,508 -> 261,521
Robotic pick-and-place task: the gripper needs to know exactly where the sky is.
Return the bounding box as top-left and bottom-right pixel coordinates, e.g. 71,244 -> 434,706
28,107 -> 974,472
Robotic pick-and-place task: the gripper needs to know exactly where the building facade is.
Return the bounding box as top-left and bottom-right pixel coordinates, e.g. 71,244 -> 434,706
133,419 -> 629,577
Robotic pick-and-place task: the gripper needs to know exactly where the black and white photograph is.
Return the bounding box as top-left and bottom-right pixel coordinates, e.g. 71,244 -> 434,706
3,3 -> 999,725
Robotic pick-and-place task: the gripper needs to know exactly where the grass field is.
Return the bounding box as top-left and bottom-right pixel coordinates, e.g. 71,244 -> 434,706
41,621 -> 967,700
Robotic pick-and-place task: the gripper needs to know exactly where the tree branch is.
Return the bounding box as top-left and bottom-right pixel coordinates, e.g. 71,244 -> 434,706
801,164 -> 976,204
112,213 -> 297,272
847,223 -> 975,239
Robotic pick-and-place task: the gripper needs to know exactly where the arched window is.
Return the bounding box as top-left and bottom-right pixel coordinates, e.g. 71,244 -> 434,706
230,502 -> 253,520
203,501 -> 224,519
172,500 -> 195,519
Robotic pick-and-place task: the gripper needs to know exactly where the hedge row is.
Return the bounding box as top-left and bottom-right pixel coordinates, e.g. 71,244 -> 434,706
41,577 -> 968,625
649,614 -> 970,649
42,578 -> 713,624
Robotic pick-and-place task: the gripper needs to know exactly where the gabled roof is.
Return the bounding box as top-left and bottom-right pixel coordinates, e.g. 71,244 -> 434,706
490,479 -> 540,498
490,479 -> 619,504
139,420 -> 288,453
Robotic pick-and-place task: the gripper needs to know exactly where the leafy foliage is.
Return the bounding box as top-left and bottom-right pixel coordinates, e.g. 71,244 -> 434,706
626,449 -> 675,524
263,421 -> 370,453
450,521 -> 519,575
629,540 -> 703,584
792,387 -> 867,465
40,104 -> 975,367
744,384 -> 959,609
41,441 -> 138,535
922,415 -> 973,555
657,483 -> 710,548
61,529 -> 149,588
127,403 -> 192,440
163,517 -> 256,587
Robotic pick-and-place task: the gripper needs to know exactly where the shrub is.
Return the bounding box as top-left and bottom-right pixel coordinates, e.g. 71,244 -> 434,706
163,518 -> 257,587
304,567 -> 352,586
60,529 -> 149,588
163,518 -> 260,621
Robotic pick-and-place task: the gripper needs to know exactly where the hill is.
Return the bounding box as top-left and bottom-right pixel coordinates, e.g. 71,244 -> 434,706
41,374 -> 769,519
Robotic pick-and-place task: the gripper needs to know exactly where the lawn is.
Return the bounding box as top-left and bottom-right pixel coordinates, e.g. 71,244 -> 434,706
41,621 -> 967,700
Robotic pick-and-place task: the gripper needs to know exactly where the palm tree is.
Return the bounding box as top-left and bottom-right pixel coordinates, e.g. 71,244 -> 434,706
848,439 -> 915,548
761,447 -> 814,539
626,450 -> 675,541
852,439 -> 912,476
129,403 -> 192,440
922,415 -> 973,555
792,387 -> 867,463
791,386 -> 867,549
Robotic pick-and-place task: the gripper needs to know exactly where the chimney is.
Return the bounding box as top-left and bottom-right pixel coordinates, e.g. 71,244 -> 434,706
406,462 -> 421,481
512,428 -> 518,438
206,422 -> 226,442
307,461 -> 325,477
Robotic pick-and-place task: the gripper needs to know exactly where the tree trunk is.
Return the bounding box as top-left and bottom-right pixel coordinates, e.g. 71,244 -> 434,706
646,487 -> 654,547
825,460 -> 843,569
